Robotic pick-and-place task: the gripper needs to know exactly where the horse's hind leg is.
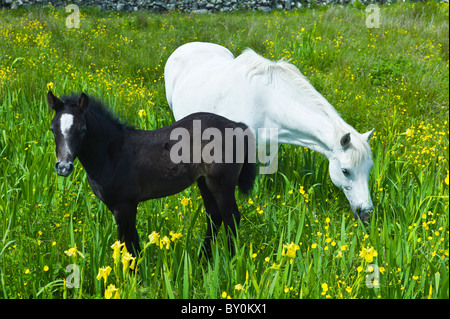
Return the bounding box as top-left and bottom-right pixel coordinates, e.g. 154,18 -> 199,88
197,177 -> 222,258
209,187 -> 240,256
111,202 -> 141,257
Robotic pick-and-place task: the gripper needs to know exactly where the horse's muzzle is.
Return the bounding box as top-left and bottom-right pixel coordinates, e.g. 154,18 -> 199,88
55,161 -> 74,177
353,207 -> 373,222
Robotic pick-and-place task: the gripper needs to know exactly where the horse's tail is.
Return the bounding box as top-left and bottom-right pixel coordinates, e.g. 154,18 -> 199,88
237,126 -> 256,195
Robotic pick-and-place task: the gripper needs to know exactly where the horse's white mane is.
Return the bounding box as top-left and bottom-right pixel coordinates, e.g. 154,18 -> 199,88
236,48 -> 339,118
235,48 -> 372,165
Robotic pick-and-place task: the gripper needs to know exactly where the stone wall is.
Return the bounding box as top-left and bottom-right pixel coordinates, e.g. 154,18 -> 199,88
0,0 -> 438,12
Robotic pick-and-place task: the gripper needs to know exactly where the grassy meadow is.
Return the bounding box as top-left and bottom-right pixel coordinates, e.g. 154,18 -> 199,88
0,1 -> 448,299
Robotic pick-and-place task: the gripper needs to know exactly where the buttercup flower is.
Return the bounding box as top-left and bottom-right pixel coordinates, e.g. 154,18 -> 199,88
359,246 -> 378,263
180,196 -> 191,207
321,283 -> 328,296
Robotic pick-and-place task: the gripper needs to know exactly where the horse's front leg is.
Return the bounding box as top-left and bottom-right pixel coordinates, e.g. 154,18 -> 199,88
111,203 -> 141,257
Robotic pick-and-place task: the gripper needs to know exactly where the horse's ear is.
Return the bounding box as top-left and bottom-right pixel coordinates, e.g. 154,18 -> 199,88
340,133 -> 351,149
362,128 -> 375,142
47,91 -> 63,111
78,93 -> 89,113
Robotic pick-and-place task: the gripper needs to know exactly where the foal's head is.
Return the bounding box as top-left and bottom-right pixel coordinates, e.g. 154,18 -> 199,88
328,129 -> 375,222
48,91 -> 88,177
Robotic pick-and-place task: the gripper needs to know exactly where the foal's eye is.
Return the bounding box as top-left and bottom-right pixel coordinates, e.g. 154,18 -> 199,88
341,168 -> 350,176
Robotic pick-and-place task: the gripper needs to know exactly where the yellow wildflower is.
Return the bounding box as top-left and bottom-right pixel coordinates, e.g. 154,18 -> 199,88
96,266 -> 112,283
235,284 -> 244,291
111,241 -> 125,260
121,249 -> 136,271
321,283 -> 328,296
160,236 -> 171,250
180,196 -> 191,207
148,231 -> 160,246
138,109 -> 147,117
64,243 -> 85,258
299,186 -> 305,195
359,246 -> 378,263
283,242 -> 300,258
105,284 -> 120,299
170,231 -> 182,242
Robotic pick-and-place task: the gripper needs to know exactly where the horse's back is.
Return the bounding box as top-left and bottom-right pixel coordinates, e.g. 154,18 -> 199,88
165,42 -> 261,125
165,42 -> 234,110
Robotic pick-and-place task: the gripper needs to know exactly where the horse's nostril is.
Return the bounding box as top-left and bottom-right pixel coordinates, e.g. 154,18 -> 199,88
55,162 -> 60,170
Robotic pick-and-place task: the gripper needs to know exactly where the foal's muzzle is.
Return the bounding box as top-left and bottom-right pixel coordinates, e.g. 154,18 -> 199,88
55,161 -> 74,177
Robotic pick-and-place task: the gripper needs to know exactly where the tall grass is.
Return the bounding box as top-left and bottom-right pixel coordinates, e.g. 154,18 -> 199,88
0,1 -> 448,299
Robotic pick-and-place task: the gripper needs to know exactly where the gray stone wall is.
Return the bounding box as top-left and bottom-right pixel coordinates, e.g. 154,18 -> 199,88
0,0 -> 440,12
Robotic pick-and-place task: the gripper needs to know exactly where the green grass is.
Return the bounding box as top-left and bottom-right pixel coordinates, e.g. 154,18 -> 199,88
0,1 -> 448,299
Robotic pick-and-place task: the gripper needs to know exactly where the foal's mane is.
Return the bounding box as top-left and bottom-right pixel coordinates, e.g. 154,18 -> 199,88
61,93 -> 135,131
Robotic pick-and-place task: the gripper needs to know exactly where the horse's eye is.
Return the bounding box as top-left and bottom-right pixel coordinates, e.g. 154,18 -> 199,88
342,168 -> 350,176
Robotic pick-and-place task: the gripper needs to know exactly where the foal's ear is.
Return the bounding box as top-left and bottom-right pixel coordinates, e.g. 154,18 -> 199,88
47,91 -> 63,111
340,132 -> 351,149
78,93 -> 89,113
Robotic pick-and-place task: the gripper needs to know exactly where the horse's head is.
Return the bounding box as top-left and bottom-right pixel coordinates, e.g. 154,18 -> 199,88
328,129 -> 375,222
48,91 -> 88,177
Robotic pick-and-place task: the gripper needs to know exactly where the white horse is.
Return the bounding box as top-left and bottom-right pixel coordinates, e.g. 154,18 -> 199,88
164,42 -> 375,221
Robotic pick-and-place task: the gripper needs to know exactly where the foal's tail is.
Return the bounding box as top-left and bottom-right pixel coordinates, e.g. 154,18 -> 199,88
237,128 -> 256,195
238,160 -> 256,195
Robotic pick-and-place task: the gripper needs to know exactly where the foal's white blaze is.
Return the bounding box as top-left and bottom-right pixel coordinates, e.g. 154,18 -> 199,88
59,113 -> 74,158
60,114 -> 74,138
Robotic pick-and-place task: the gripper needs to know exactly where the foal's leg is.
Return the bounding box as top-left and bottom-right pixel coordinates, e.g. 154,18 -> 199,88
111,202 -> 141,257
197,177 -> 222,258
210,188 -> 241,255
